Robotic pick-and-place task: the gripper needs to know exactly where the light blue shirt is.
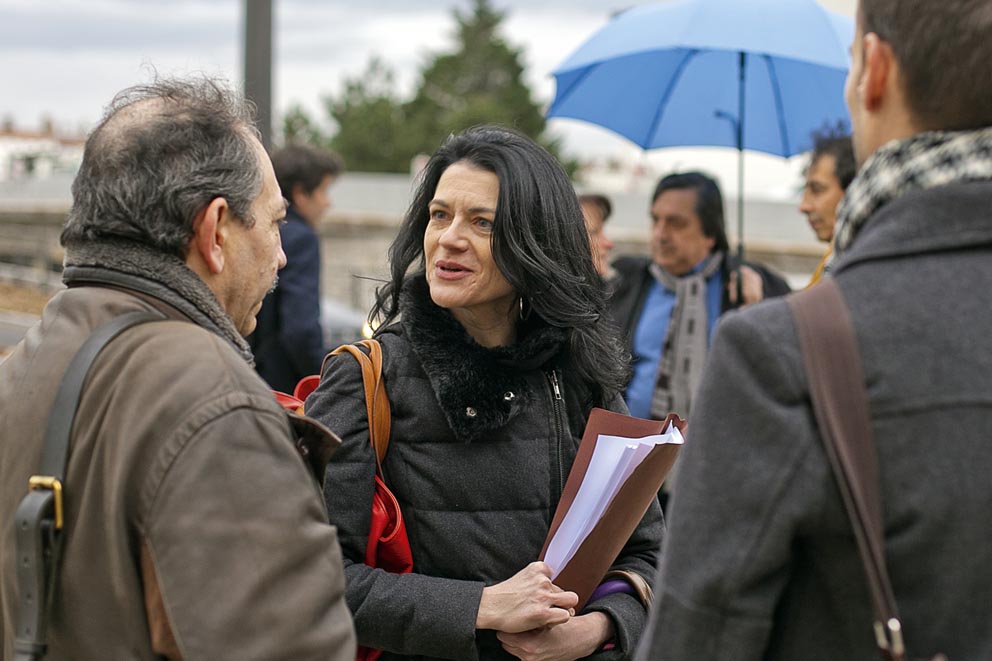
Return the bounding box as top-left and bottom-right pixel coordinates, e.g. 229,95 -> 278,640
625,260 -> 724,418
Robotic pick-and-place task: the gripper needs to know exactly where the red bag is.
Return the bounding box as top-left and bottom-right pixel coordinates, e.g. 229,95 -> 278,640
366,474 -> 412,571
330,341 -> 413,661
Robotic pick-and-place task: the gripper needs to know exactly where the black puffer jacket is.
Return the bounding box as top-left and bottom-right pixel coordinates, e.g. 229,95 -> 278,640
308,276 -> 663,661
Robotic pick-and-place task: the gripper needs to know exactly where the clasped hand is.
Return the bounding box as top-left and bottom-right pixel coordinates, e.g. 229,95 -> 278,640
477,562 -> 614,661
476,561 -> 577,633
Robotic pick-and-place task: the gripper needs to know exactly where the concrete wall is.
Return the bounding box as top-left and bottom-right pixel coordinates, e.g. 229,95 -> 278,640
0,205 -> 825,313
316,212 -> 397,314
0,173 -> 824,312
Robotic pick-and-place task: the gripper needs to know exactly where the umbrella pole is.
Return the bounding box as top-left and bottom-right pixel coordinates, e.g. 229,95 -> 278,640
736,51 -> 746,304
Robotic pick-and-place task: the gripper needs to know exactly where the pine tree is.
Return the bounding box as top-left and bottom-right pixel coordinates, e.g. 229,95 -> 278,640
401,0 -> 546,152
282,0 -> 568,173
325,58 -> 410,173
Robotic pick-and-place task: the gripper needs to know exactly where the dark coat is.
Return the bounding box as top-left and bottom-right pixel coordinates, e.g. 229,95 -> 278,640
640,182 -> 992,660
307,276 -> 664,661
607,253 -> 792,360
250,206 -> 327,393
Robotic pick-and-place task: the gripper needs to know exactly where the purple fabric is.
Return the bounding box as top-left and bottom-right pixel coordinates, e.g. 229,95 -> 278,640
588,578 -> 635,604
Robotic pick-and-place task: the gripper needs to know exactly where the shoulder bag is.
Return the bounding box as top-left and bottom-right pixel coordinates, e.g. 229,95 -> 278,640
788,279 -> 946,661
13,310 -> 164,661
328,340 -> 413,661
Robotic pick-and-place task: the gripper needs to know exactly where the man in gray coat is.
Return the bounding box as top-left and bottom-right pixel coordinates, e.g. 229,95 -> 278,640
0,79 -> 356,659
639,0 -> 992,659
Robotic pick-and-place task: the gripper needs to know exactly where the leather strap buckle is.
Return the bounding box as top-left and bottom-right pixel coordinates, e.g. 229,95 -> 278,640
28,476 -> 63,530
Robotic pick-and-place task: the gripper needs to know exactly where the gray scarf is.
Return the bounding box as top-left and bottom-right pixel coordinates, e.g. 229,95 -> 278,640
648,251 -> 723,420
62,238 -> 254,364
833,127 -> 992,259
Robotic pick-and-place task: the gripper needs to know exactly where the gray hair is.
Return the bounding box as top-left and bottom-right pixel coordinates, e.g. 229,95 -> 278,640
61,77 -> 263,258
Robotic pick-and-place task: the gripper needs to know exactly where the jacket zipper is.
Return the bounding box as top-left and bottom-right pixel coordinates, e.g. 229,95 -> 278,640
548,369 -> 565,499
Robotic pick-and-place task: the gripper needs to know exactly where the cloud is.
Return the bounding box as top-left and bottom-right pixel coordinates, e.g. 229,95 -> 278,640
0,0 -> 655,161
0,0 -> 236,53
0,0 -> 854,164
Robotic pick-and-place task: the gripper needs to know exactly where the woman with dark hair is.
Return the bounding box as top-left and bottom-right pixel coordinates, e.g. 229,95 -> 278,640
307,125 -> 662,661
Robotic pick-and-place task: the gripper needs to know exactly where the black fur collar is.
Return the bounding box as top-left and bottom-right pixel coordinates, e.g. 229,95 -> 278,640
396,275 -> 566,442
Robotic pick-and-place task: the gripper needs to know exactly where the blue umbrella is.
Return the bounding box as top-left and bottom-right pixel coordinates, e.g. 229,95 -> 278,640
548,0 -> 853,284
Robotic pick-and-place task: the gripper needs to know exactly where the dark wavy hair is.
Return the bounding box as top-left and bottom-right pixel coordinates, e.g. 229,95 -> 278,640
61,76 -> 262,258
371,125 -> 628,398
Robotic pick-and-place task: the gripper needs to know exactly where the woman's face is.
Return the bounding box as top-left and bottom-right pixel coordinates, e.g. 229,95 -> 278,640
424,161 -> 516,343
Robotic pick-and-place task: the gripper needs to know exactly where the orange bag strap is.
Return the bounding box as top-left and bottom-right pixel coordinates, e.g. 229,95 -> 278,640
329,340 -> 391,470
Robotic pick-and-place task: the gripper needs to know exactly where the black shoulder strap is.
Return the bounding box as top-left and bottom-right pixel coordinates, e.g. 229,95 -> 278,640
13,310 -> 164,661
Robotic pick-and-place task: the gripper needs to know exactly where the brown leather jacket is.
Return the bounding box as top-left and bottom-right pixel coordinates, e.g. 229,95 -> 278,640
0,285 -> 356,660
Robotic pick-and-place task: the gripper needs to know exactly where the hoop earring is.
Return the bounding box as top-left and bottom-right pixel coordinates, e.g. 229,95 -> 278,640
518,297 -> 532,321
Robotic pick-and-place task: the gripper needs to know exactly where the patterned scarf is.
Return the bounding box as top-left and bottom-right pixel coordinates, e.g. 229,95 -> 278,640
833,127 -> 992,257
648,251 -> 724,420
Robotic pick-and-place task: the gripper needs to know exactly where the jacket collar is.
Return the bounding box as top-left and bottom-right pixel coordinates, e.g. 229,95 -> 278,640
832,181 -> 992,275
62,237 -> 254,364
393,275 -> 566,442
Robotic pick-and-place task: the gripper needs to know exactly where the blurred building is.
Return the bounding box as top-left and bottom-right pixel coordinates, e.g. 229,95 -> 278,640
0,119 -> 85,182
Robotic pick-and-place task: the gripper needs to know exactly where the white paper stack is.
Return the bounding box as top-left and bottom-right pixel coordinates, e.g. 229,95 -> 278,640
544,423 -> 684,578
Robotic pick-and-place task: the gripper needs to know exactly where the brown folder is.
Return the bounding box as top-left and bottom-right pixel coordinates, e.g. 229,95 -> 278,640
539,407 -> 685,609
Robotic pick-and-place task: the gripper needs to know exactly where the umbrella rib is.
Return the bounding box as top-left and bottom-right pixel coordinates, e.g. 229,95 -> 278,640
549,65 -> 598,115
643,48 -> 698,148
762,54 -> 792,156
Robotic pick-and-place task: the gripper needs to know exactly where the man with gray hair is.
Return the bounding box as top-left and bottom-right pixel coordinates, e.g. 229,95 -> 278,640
639,0 -> 992,658
0,78 -> 355,659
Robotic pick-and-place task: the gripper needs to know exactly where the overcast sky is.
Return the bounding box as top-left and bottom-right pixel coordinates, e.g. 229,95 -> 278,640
0,0 -> 856,180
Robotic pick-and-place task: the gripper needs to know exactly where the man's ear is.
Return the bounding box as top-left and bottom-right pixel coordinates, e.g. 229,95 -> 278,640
290,182 -> 308,208
189,197 -> 230,275
860,33 -> 894,112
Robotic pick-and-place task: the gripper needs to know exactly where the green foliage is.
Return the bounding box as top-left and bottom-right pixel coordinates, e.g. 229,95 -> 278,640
324,58 -> 410,173
280,0 -> 573,175
282,104 -> 327,148
403,1 -> 544,148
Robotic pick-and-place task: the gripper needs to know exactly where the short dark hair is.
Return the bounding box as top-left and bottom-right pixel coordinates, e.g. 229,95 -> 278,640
651,171 -> 729,254
808,129 -> 856,190
578,193 -> 612,222
861,0 -> 992,130
270,144 -> 343,201
373,125 -> 628,398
